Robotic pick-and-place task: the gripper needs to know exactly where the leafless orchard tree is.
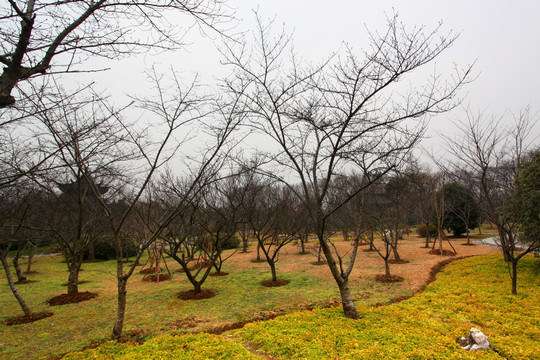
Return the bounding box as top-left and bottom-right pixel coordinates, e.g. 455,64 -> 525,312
446,107 -> 539,294
0,0 -> 233,108
94,71 -> 244,339
0,181 -> 34,318
244,179 -> 302,283
223,13 -> 472,319
23,84 -> 129,299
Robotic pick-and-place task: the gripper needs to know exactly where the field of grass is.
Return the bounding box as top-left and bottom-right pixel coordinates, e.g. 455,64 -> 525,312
61,255 -> 539,360
0,242 -> 412,360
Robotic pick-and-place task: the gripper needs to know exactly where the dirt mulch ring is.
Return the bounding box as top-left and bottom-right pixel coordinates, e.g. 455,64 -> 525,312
311,260 -> 327,266
250,259 -> 266,263
428,249 -> 457,256
389,259 -> 410,264
461,243 -> 477,246
362,248 -> 377,253
4,311 -> 53,326
47,291 -> 98,306
260,279 -> 290,287
139,267 -> 161,274
177,289 -> 216,300
209,272 -> 229,277
175,268 -> 185,273
23,270 -> 38,275
142,274 -> 171,282
14,278 -> 37,284
375,274 -> 405,283
61,280 -> 90,286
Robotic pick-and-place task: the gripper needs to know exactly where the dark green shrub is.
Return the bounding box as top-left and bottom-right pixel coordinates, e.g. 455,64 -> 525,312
217,234 -> 241,250
416,223 -> 437,237
90,235 -> 138,260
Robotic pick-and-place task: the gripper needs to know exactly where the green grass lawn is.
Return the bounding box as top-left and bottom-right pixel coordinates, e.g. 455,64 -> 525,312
61,255 -> 539,360
0,247 -> 408,360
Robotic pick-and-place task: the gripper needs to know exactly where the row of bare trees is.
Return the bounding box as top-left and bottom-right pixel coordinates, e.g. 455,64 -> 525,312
1,0 -> 537,342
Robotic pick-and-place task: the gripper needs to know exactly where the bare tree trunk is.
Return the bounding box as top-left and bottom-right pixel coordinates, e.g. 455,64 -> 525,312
369,231 -> 375,251
112,275 -> 127,339
88,242 -> 95,262
13,255 -> 26,282
25,251 -> 34,273
337,279 -> 359,319
1,254 -> 32,317
385,259 -> 391,277
270,261 -> 277,282
241,224 -> 248,253
67,262 -> 80,295
424,222 -> 431,248
300,234 -> 306,254
256,243 -> 261,261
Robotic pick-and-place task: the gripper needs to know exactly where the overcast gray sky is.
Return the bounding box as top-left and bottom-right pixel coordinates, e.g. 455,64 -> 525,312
94,0 -> 540,155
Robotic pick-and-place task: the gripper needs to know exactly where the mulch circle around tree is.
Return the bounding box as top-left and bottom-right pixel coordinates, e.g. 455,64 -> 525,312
375,274 -> 405,283
250,258 -> 266,263
260,279 -> 290,287
461,243 -> 477,246
209,272 -> 229,277
142,274 -> 171,282
139,267 -> 160,274
47,291 -> 98,306
428,249 -> 457,256
4,311 -> 53,326
61,280 -> 89,286
177,289 -> 216,300
311,260 -> 327,266
175,268 -> 185,273
389,259 -> 410,264
23,270 -> 38,275
362,248 -> 377,253
14,278 -> 37,285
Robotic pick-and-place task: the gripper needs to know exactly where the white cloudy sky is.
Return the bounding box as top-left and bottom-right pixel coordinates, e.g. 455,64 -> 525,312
91,0 -> 540,155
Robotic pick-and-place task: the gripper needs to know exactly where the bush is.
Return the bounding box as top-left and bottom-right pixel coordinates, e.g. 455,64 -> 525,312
416,223 -> 437,238
90,235 -> 138,261
218,234 -> 241,250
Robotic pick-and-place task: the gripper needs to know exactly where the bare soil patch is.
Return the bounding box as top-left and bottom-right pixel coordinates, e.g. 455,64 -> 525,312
23,270 -> 38,275
261,279 -> 290,287
47,291 -> 98,306
209,271 -> 229,277
428,249 -> 457,256
177,289 -> 216,300
139,267 -> 161,274
375,274 -> 405,283
250,259 -> 266,263
311,260 -> 326,266
4,311 -> 53,326
389,259 -> 410,264
14,278 -> 36,284
142,274 -> 171,282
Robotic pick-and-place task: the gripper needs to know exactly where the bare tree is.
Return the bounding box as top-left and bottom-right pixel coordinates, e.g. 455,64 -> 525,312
0,0 -> 232,107
446,107 -> 538,293
91,70 -> 244,339
224,13 -> 472,319
246,180 -> 301,283
23,84 -> 129,300
0,181 -> 37,318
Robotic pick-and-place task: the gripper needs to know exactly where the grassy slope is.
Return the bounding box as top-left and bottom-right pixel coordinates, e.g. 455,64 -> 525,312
62,255 -> 539,360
